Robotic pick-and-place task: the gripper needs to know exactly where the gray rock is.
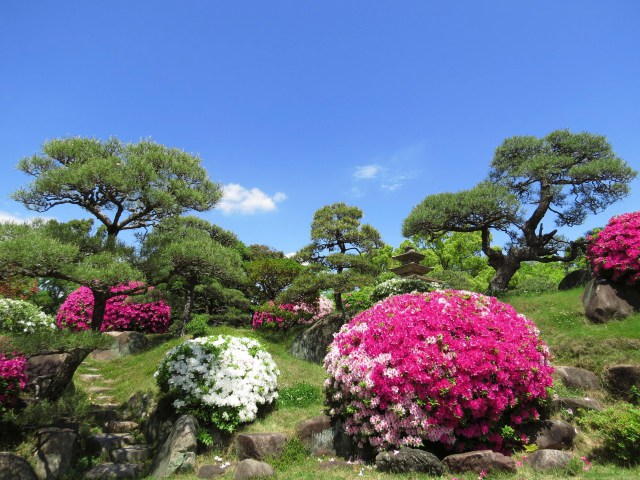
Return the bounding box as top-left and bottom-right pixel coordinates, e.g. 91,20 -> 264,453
376,448 -> 444,475
0,453 -> 38,480
150,414 -> 198,478
526,449 -> 573,470
522,420 -> 576,450
26,348 -> 91,401
236,433 -> 287,461
92,332 -> 149,360
295,415 -> 332,450
290,313 -> 345,364
83,463 -> 143,479
105,421 -> 140,434
123,392 -> 155,422
604,364 -> 640,400
198,464 -> 233,478
110,445 -> 153,464
558,269 -> 591,290
582,278 -> 640,323
33,427 -> 78,479
554,366 -> 601,390
552,396 -> 603,412
318,459 -> 350,470
142,399 -> 176,446
86,434 -> 136,456
234,459 -> 274,480
443,450 -> 516,474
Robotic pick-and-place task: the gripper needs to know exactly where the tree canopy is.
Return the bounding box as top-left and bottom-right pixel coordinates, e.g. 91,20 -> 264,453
13,137 -> 222,247
293,202 -> 383,312
403,130 -> 637,293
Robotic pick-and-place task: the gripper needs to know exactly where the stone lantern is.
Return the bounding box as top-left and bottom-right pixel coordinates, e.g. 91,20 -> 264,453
391,247 -> 433,279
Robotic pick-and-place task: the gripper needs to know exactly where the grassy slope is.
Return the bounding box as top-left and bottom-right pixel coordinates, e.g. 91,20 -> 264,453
73,289 -> 640,479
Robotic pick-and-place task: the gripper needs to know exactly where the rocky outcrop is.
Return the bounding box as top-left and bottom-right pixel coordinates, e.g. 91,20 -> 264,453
558,269 -> 590,290
295,415 -> 332,454
33,427 -> 78,479
236,433 -> 287,461
522,419 -> 576,450
150,415 -> 198,478
234,459 -> 273,479
376,448 -> 444,475
0,453 -> 38,480
554,366 -> 600,390
526,449 -> 573,470
552,396 -> 602,412
582,278 -> 640,323
290,313 -> 345,364
443,450 -> 516,474
603,364 -> 640,401
26,348 -> 91,401
92,332 -> 149,361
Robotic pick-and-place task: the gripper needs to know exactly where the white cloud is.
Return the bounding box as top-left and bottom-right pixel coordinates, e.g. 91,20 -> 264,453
0,211 -> 52,224
218,183 -> 287,215
354,164 -> 382,179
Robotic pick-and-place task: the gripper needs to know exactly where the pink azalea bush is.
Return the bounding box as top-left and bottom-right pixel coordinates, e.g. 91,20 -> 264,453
0,352 -> 28,414
56,283 -> 171,333
324,290 -> 553,453
586,211 -> 640,285
252,296 -> 334,330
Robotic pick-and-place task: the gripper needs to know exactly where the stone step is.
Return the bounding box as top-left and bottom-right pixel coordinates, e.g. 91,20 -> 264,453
95,395 -> 116,403
87,386 -> 112,394
105,420 -> 140,434
83,462 -> 144,479
79,374 -> 104,382
86,433 -> 136,456
110,444 -> 153,464
88,405 -> 121,422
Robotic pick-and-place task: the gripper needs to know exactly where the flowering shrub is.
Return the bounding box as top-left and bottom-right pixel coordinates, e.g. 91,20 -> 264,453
324,290 -> 553,453
56,283 -> 171,333
0,298 -> 56,333
370,277 -> 441,302
586,211 -> 640,285
156,335 -> 279,433
0,277 -> 39,300
252,296 -> 334,330
0,352 -> 28,414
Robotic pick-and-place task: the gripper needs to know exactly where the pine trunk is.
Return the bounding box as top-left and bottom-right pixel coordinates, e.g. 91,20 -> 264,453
487,258 -> 521,295
178,287 -> 195,337
90,290 -> 109,331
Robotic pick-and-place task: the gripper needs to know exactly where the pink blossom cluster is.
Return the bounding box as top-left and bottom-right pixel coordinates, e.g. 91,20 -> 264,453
324,290 -> 554,453
252,296 -> 334,330
56,283 -> 171,333
0,352 -> 28,412
586,211 -> 640,285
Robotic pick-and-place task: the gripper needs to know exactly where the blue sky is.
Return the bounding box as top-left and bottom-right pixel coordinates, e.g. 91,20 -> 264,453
1,1 -> 639,254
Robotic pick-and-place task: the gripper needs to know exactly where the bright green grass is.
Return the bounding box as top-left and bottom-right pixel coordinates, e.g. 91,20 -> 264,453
73,289 -> 640,479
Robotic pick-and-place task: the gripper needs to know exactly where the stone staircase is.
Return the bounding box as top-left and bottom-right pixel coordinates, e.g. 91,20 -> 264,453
76,364 -> 155,479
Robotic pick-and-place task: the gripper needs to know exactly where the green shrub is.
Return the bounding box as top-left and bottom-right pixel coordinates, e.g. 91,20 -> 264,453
579,402 -> 640,465
342,286 -> 374,316
509,275 -> 558,295
428,270 -> 483,292
185,314 -> 212,337
370,277 -> 440,302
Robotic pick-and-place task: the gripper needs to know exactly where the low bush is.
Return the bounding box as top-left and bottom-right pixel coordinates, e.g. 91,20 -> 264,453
0,352 -> 28,415
184,314 -> 212,337
428,270 -> 484,292
56,283 -> 171,333
370,277 -> 441,303
324,290 -> 553,453
0,297 -> 56,334
343,286 -> 375,316
156,335 -> 279,433
579,402 -> 640,465
252,296 -> 333,330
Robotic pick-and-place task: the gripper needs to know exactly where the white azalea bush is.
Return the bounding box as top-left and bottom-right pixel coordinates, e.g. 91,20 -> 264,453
0,297 -> 56,333
370,277 -> 442,302
155,335 -> 280,433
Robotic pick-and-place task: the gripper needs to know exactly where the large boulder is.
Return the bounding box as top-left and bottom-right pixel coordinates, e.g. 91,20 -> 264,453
33,427 -> 78,480
295,415 -> 332,453
150,415 -> 198,478
26,348 -> 91,401
554,366 -> 600,390
558,269 -> 590,290
376,448 -> 444,475
92,332 -> 149,360
603,364 -> 640,401
236,433 -> 287,461
443,450 -> 516,474
582,278 -> 640,323
0,453 -> 38,480
234,459 -> 273,480
290,313 -> 345,364
521,420 -> 576,450
526,449 -> 573,470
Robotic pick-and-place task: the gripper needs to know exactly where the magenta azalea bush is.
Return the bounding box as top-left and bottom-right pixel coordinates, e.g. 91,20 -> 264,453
252,296 -> 334,330
324,290 -> 553,453
586,211 -> 640,285
0,352 -> 28,414
56,283 -> 171,333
